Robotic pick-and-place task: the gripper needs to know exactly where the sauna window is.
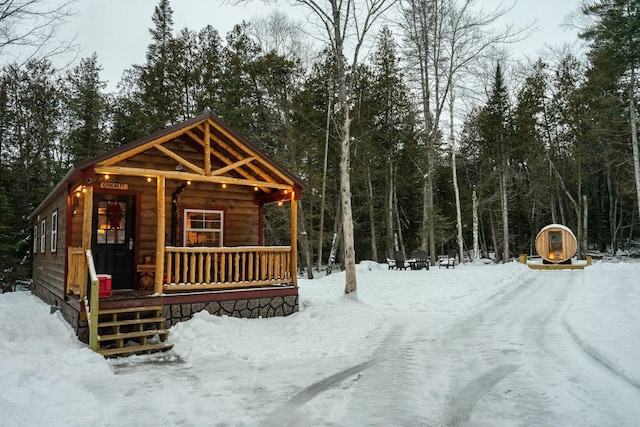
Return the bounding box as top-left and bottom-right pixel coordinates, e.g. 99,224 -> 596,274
184,209 -> 223,247
96,201 -> 126,245
548,231 -> 563,260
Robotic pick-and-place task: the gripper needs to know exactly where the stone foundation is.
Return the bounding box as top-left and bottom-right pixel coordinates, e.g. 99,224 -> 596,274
164,295 -> 299,327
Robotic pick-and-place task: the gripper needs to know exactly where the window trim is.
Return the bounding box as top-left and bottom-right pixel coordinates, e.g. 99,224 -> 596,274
33,224 -> 38,254
183,208 -> 224,247
51,210 -> 58,253
40,219 -> 46,253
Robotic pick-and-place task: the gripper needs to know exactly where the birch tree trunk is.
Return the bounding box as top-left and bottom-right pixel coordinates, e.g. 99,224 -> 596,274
472,186 -> 479,261
500,167 -> 509,262
316,96 -> 331,272
450,91 -> 464,263
629,68 -> 640,220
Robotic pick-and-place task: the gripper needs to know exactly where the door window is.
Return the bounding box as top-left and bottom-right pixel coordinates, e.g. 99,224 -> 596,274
96,200 -> 126,244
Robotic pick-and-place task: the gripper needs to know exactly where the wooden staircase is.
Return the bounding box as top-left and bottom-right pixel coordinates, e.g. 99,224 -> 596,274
96,306 -> 173,357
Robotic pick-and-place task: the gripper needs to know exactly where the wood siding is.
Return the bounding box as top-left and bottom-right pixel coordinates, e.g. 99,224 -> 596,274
32,190 -> 67,296
534,226 -> 577,263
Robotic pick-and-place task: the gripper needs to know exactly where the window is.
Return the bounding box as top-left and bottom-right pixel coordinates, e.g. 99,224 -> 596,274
40,219 -> 46,253
184,209 -> 223,247
96,200 -> 126,245
51,211 -> 58,252
33,225 -> 38,253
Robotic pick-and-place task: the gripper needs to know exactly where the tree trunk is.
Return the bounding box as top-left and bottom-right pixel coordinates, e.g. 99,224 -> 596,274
394,185 -> 406,257
297,200 -> 314,279
339,102 -> 357,296
490,211 -> 501,263
316,96 -> 331,272
472,186 -> 479,262
451,92 -> 464,264
366,166 -> 378,261
582,194 -> 588,257
500,168 -> 509,262
386,161 -> 395,258
630,68 -> 640,220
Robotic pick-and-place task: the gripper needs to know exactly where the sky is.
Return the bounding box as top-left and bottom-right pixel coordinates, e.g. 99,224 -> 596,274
1,258 -> 640,425
58,0 -> 585,92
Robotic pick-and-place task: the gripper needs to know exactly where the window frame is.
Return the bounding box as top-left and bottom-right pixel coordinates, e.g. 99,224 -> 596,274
51,210 -> 58,253
183,208 -> 224,247
33,224 -> 38,254
40,219 -> 46,253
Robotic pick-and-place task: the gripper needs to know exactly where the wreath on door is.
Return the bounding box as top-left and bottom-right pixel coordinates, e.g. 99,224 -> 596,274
106,202 -> 123,230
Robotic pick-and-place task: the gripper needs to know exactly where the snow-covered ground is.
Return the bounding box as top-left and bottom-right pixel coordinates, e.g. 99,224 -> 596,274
1,260 -> 640,426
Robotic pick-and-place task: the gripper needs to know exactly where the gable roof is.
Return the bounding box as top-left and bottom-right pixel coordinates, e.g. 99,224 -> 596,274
31,111 -> 304,218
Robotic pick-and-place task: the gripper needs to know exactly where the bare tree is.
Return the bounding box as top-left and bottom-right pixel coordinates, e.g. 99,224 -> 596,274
400,0 -> 530,264
250,9 -> 316,67
0,0 -> 76,66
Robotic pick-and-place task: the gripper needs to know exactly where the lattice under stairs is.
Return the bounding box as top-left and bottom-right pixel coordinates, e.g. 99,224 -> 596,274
96,306 -> 173,357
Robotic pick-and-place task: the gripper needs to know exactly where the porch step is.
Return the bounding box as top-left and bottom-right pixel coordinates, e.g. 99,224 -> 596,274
99,342 -> 174,357
96,305 -> 173,358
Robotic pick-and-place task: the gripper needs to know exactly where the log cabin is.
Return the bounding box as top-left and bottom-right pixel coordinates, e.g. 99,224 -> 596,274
30,111 -> 304,356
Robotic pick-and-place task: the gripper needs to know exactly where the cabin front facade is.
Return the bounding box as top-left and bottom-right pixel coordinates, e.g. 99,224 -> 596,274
30,111 -> 303,354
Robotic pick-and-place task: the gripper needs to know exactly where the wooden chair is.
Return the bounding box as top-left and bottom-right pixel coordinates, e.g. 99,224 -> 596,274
410,250 -> 429,270
439,249 -> 457,269
394,251 -> 408,270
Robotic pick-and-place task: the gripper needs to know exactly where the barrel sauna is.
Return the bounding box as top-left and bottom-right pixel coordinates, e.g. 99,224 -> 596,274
534,224 -> 577,264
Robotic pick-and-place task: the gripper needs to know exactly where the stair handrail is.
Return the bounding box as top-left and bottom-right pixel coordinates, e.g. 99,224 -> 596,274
85,249 -> 100,351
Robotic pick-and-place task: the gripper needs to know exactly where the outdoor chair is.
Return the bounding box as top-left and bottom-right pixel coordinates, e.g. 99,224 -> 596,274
410,250 -> 429,270
394,251 -> 408,270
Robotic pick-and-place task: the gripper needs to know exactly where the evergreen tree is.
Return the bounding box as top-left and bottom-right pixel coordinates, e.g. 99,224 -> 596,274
477,63 -> 513,262
0,60 -> 64,285
64,53 -> 110,163
138,0 -> 179,130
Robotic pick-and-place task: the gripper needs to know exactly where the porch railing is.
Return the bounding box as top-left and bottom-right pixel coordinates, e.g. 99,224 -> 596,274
163,246 -> 294,291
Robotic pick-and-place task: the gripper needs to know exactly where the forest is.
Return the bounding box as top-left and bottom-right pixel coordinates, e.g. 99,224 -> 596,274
1,0 -> 638,287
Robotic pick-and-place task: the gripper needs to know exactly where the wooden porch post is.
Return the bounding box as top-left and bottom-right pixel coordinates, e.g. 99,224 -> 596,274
80,185 -> 93,296
291,190 -> 298,287
154,176 -> 166,294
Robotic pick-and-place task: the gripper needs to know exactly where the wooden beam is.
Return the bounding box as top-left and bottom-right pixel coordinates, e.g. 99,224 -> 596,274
99,122 -> 201,167
204,121 -> 211,176
95,165 -> 292,190
208,118 -> 295,185
152,143 -> 205,175
211,156 -> 257,176
155,176 -> 166,294
188,128 -> 281,187
210,133 -> 285,185
291,191 -> 298,287
81,185 -> 94,293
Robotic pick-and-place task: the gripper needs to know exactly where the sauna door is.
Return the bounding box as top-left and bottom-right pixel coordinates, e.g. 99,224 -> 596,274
92,195 -> 135,290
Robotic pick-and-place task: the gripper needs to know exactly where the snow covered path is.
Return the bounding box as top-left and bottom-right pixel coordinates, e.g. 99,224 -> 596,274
277,269 -> 640,426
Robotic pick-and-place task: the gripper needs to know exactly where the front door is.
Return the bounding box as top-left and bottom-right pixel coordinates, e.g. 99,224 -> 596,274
92,195 -> 135,290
